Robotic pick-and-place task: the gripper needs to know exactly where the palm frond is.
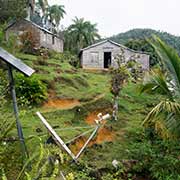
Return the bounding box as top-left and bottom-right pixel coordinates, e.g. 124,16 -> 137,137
143,100 -> 180,138
139,68 -> 173,99
148,36 -> 180,98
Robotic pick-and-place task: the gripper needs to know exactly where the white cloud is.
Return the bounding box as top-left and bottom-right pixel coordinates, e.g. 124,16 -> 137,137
49,0 -> 180,37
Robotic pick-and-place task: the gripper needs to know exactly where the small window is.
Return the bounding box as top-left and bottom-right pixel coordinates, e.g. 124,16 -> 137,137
90,52 -> 99,63
52,36 -> 55,44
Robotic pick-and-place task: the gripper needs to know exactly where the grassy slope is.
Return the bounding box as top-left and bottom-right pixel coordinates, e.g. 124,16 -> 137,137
16,52 -> 111,101
3,52 -> 161,178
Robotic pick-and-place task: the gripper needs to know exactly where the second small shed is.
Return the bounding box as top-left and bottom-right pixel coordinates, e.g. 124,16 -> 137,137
79,40 -> 150,70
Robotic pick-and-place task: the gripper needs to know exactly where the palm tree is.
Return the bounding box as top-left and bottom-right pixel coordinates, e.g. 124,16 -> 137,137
85,21 -> 101,45
45,4 -> 66,32
36,0 -> 49,16
66,17 -> 100,52
26,0 -> 35,20
140,36 -> 180,138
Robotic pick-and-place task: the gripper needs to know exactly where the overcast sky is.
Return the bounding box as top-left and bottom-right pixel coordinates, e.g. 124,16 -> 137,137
49,0 -> 180,38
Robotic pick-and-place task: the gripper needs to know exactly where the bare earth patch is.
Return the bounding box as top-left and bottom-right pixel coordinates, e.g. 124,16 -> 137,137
43,99 -> 80,110
71,109 -> 115,154
86,110 -> 115,144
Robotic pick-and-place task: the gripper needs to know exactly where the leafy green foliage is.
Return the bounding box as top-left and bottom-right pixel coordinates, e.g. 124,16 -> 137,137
0,26 -> 4,44
129,139 -> 180,180
140,37 -> 180,138
110,28 -> 180,55
150,36 -> 180,99
15,74 -> 47,106
64,17 -> 101,53
110,50 -> 143,120
110,66 -> 129,97
17,143 -> 65,180
139,68 -> 172,98
0,0 -> 27,23
45,5 -> 66,31
125,39 -> 160,66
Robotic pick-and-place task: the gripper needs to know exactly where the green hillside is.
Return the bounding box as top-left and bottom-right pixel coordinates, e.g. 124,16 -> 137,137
110,28 -> 180,53
1,50 -> 180,179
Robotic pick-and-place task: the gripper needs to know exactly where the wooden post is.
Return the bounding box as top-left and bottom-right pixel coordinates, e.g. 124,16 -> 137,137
7,65 -> 28,159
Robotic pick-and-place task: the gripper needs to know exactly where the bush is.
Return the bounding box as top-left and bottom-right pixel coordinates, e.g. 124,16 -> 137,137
129,139 -> 180,180
15,74 -> 47,106
68,54 -> 79,68
48,50 -> 80,68
19,30 -> 37,54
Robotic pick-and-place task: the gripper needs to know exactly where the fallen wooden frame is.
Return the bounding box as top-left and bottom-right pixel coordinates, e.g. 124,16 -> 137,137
36,111 -> 110,161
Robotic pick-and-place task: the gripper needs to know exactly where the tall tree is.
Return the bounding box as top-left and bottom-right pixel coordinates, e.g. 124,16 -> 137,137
110,50 -> 142,121
36,0 -> 49,16
33,0 -> 49,26
26,0 -> 35,20
45,4 -> 66,32
65,17 -> 100,53
0,0 -> 27,23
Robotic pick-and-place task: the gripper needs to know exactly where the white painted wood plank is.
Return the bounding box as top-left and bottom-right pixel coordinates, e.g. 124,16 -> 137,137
36,112 -> 76,160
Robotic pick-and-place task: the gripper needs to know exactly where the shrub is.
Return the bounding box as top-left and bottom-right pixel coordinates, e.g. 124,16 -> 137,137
15,74 -> 47,106
129,139 -> 180,180
19,30 -> 37,54
68,55 -> 79,68
5,33 -> 19,54
48,50 -> 80,68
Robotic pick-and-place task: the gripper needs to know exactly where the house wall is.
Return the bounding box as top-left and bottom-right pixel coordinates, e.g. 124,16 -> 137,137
40,32 -> 63,52
5,20 -> 41,47
81,41 -> 149,70
5,19 -> 63,53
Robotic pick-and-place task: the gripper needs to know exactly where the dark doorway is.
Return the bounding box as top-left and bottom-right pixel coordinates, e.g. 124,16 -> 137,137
104,52 -> 111,68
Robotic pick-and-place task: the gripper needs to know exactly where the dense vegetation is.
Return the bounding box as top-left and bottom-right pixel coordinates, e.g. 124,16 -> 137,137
0,0 -> 27,23
110,28 -> 180,55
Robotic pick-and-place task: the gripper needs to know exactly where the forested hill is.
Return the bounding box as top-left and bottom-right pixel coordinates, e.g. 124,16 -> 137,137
110,28 -> 180,53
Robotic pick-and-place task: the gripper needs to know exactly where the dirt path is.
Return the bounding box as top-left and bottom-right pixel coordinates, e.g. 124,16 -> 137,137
43,99 -> 80,110
43,93 -> 105,111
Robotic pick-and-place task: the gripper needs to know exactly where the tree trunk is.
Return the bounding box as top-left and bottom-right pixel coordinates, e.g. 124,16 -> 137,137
112,95 -> 118,121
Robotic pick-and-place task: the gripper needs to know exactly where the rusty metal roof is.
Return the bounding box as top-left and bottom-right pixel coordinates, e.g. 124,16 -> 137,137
0,47 -> 35,76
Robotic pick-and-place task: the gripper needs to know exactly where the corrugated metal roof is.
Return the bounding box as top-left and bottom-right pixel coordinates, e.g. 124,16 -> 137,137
5,18 -> 62,39
0,47 -> 35,76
